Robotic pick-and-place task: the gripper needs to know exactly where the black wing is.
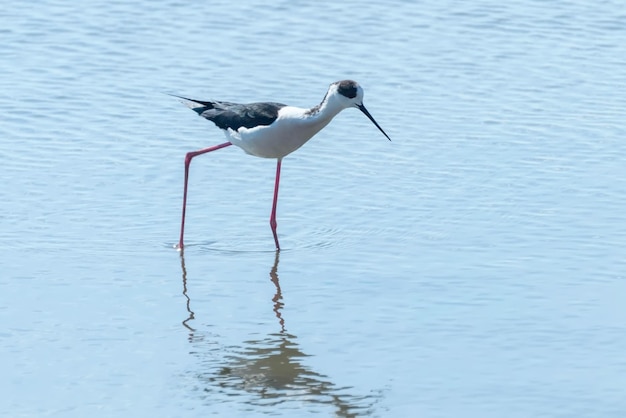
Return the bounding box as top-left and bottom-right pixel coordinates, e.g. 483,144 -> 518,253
173,95 -> 286,130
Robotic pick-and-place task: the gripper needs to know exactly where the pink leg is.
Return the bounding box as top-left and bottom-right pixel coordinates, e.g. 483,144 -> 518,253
270,159 -> 282,250
177,141 -> 232,250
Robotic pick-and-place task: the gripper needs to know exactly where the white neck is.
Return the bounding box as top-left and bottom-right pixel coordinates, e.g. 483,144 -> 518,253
305,95 -> 348,124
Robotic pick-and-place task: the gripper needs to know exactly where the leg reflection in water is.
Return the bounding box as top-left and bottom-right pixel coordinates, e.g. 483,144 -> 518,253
269,250 -> 285,333
178,250 -> 383,416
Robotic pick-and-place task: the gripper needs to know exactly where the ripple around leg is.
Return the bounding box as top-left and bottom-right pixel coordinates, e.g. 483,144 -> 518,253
164,222 -> 404,253
165,227 -> 348,253
184,238 -> 281,254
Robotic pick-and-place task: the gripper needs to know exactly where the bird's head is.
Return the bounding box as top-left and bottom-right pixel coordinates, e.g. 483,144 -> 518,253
327,80 -> 391,141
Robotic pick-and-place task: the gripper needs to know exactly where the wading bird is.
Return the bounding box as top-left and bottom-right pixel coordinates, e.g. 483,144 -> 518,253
173,80 -> 390,250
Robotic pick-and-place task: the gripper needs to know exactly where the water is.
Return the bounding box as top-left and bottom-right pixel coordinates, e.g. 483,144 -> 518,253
2,0 -> 626,416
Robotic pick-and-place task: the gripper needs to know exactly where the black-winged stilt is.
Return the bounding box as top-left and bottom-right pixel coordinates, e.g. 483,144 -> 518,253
173,80 -> 390,250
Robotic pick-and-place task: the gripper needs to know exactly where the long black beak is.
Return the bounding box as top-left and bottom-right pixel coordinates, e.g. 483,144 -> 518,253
357,104 -> 391,141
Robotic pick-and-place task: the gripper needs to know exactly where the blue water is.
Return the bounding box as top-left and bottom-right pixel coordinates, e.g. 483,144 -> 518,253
2,0 -> 626,416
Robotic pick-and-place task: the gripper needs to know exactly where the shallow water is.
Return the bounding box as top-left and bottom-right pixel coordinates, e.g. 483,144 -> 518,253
2,0 -> 626,416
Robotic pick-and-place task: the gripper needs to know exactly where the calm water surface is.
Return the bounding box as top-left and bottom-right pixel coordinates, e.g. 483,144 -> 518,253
2,0 -> 626,416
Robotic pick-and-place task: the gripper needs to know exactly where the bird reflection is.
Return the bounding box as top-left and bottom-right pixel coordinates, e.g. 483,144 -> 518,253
178,250 -> 381,417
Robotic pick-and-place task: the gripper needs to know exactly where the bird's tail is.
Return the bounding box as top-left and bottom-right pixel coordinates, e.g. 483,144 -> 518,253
168,94 -> 217,115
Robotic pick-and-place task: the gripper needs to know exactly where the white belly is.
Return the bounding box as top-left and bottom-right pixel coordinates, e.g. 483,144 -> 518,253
225,106 -> 334,159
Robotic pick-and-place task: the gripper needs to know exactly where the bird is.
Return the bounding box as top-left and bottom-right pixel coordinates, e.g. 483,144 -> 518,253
172,79 -> 391,251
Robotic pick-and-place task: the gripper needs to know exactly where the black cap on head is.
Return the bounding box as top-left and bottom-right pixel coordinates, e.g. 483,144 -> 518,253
336,80 -> 358,99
